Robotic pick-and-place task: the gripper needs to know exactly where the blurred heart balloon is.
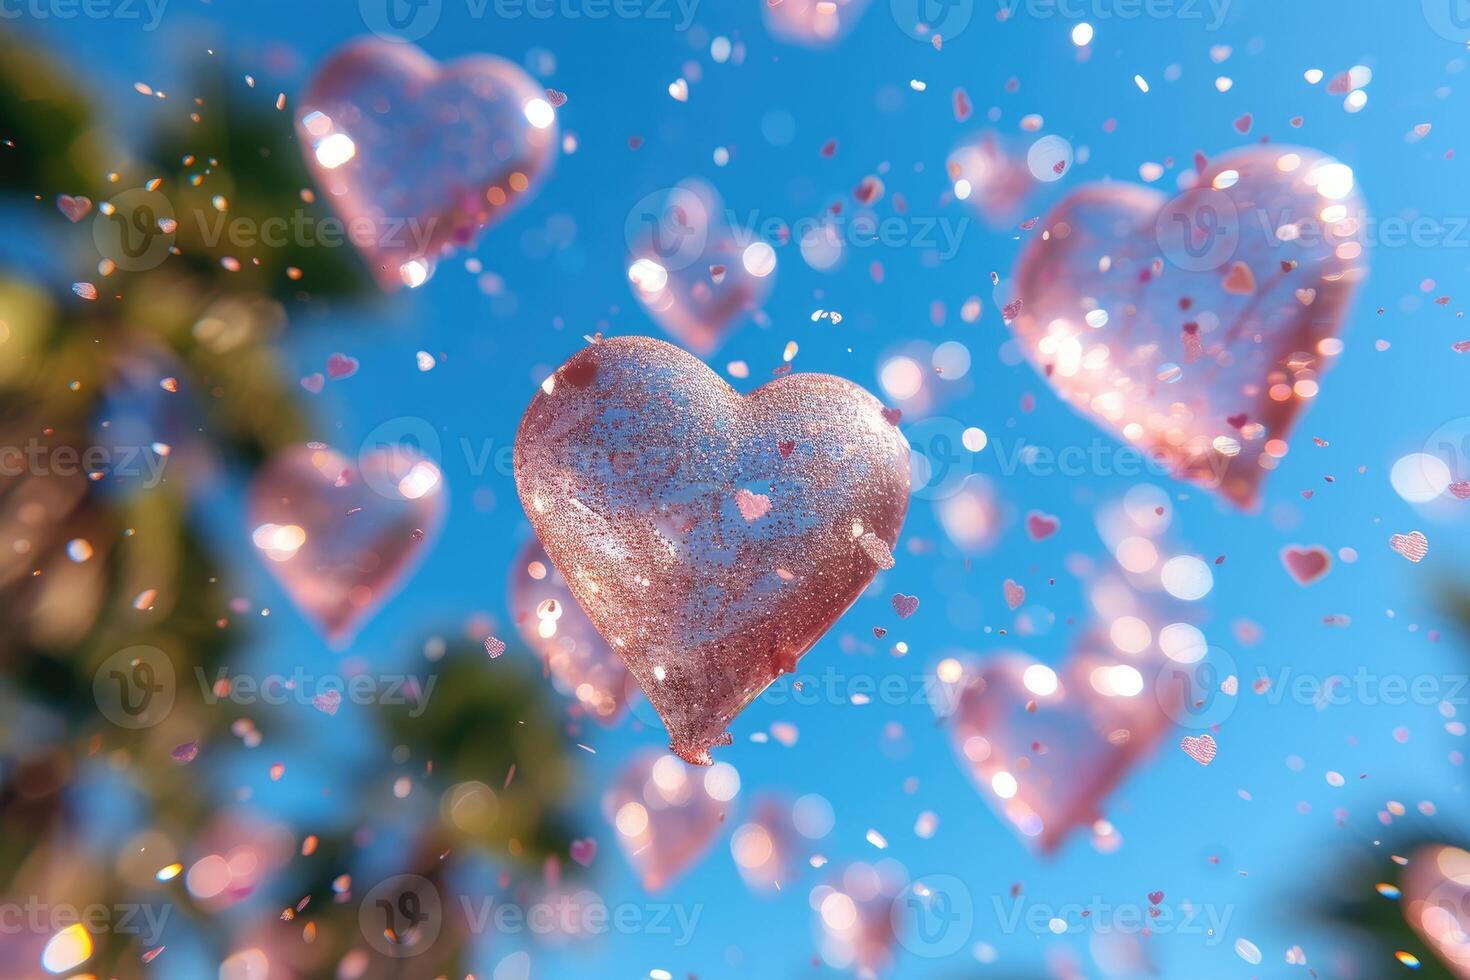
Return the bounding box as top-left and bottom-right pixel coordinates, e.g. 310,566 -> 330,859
249,443 -> 445,643
603,751 -> 734,891
514,336 -> 909,764
297,37 -> 558,290
1402,844 -> 1470,978
942,626 -> 1183,853
1009,146 -> 1367,508
730,795 -> 801,895
626,180 -> 776,354
763,0 -> 870,46
508,537 -> 632,724
947,132 -> 1035,228
810,861 -> 902,976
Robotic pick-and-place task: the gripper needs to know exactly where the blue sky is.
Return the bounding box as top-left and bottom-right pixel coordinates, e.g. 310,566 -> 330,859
19,0 -> 1470,976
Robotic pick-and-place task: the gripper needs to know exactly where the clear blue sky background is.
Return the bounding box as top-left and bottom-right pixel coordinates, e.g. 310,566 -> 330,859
19,0 -> 1470,976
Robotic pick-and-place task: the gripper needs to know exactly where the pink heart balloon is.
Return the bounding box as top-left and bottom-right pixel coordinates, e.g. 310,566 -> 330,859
730,795 -> 801,895
514,336 -> 909,764
1009,146 -> 1367,508
627,180 -> 775,355
508,536 -> 632,724
810,861 -> 902,975
947,132 -> 1035,228
1403,844 -> 1470,978
248,443 -> 445,643
603,751 -> 732,891
944,633 -> 1182,853
763,0 -> 870,46
297,37 -> 557,290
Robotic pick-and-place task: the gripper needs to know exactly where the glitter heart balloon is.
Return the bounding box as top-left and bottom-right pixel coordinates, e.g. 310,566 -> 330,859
943,632 -> 1182,853
508,536 -> 632,724
626,180 -> 776,355
1009,146 -> 1367,508
297,37 -> 557,290
603,751 -> 734,891
763,0 -> 870,46
514,336 -> 910,764
1402,844 -> 1470,978
249,443 -> 445,643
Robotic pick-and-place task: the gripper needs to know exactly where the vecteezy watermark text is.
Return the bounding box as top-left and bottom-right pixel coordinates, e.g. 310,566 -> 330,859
0,0 -> 167,30
359,0 -> 699,42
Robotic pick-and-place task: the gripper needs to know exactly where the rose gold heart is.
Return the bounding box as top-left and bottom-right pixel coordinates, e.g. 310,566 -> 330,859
1389,530 -> 1429,564
1010,146 -> 1367,509
298,38 -> 557,290
1179,733 -> 1217,765
514,336 -> 909,764
57,194 -> 92,222
1026,511 -> 1060,540
1003,578 -> 1026,610
1281,545 -> 1331,585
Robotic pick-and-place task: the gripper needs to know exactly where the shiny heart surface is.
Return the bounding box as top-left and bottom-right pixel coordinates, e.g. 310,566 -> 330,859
1403,845 -> 1470,979
603,751 -> 731,891
626,180 -> 775,354
1010,146 -> 1367,508
508,536 -> 632,724
514,336 -> 910,764
944,637 -> 1182,853
248,443 -> 445,643
297,37 -> 557,290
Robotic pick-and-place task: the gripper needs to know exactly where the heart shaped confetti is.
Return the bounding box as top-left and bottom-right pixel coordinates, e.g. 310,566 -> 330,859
514,336 -> 909,764
1026,511 -> 1060,541
1003,579 -> 1026,610
1009,146 -> 1366,508
1388,530 -> 1429,564
298,37 -> 557,290
57,194 -> 92,222
1280,545 -> 1332,585
1180,733 -> 1217,766
891,593 -> 919,619
568,837 -> 597,867
326,353 -> 359,380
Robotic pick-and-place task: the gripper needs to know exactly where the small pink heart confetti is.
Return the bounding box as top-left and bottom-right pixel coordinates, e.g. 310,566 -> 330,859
1025,511 -> 1060,541
892,593 -> 919,619
171,741 -> 200,764
1147,890 -> 1164,906
1180,733 -> 1216,766
1388,530 -> 1428,564
312,689 -> 342,716
1003,579 -> 1025,610
326,353 -> 359,379
300,373 -> 325,394
1221,261 -> 1256,295
569,838 -> 597,867
484,635 -> 507,659
1280,545 -> 1331,585
872,626 -> 887,639
735,488 -> 772,522
57,194 -> 92,222
1220,675 -> 1239,696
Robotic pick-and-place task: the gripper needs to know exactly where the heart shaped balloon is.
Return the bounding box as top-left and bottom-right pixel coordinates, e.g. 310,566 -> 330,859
730,795 -> 802,895
603,751 -> 733,891
297,37 -> 557,290
943,630 -> 1183,853
947,132 -> 1035,229
1402,844 -> 1470,978
514,336 -> 909,764
810,861 -> 902,976
763,0 -> 870,46
626,180 -> 775,355
508,536 -> 632,724
1009,146 -> 1367,508
248,443 -> 445,643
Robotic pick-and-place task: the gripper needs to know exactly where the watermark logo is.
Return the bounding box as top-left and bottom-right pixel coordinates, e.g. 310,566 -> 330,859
994,0 -> 1230,30
1424,0 -> 1470,42
358,416 -> 446,498
0,0 -> 168,30
891,0 -> 974,41
1153,640 -> 1237,729
892,875 -> 973,957
360,875 -> 443,957
1155,186 -> 1239,272
360,0 -> 443,40
625,187 -> 710,272
93,188 -> 176,272
94,645 -> 175,729
905,417 -> 976,500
